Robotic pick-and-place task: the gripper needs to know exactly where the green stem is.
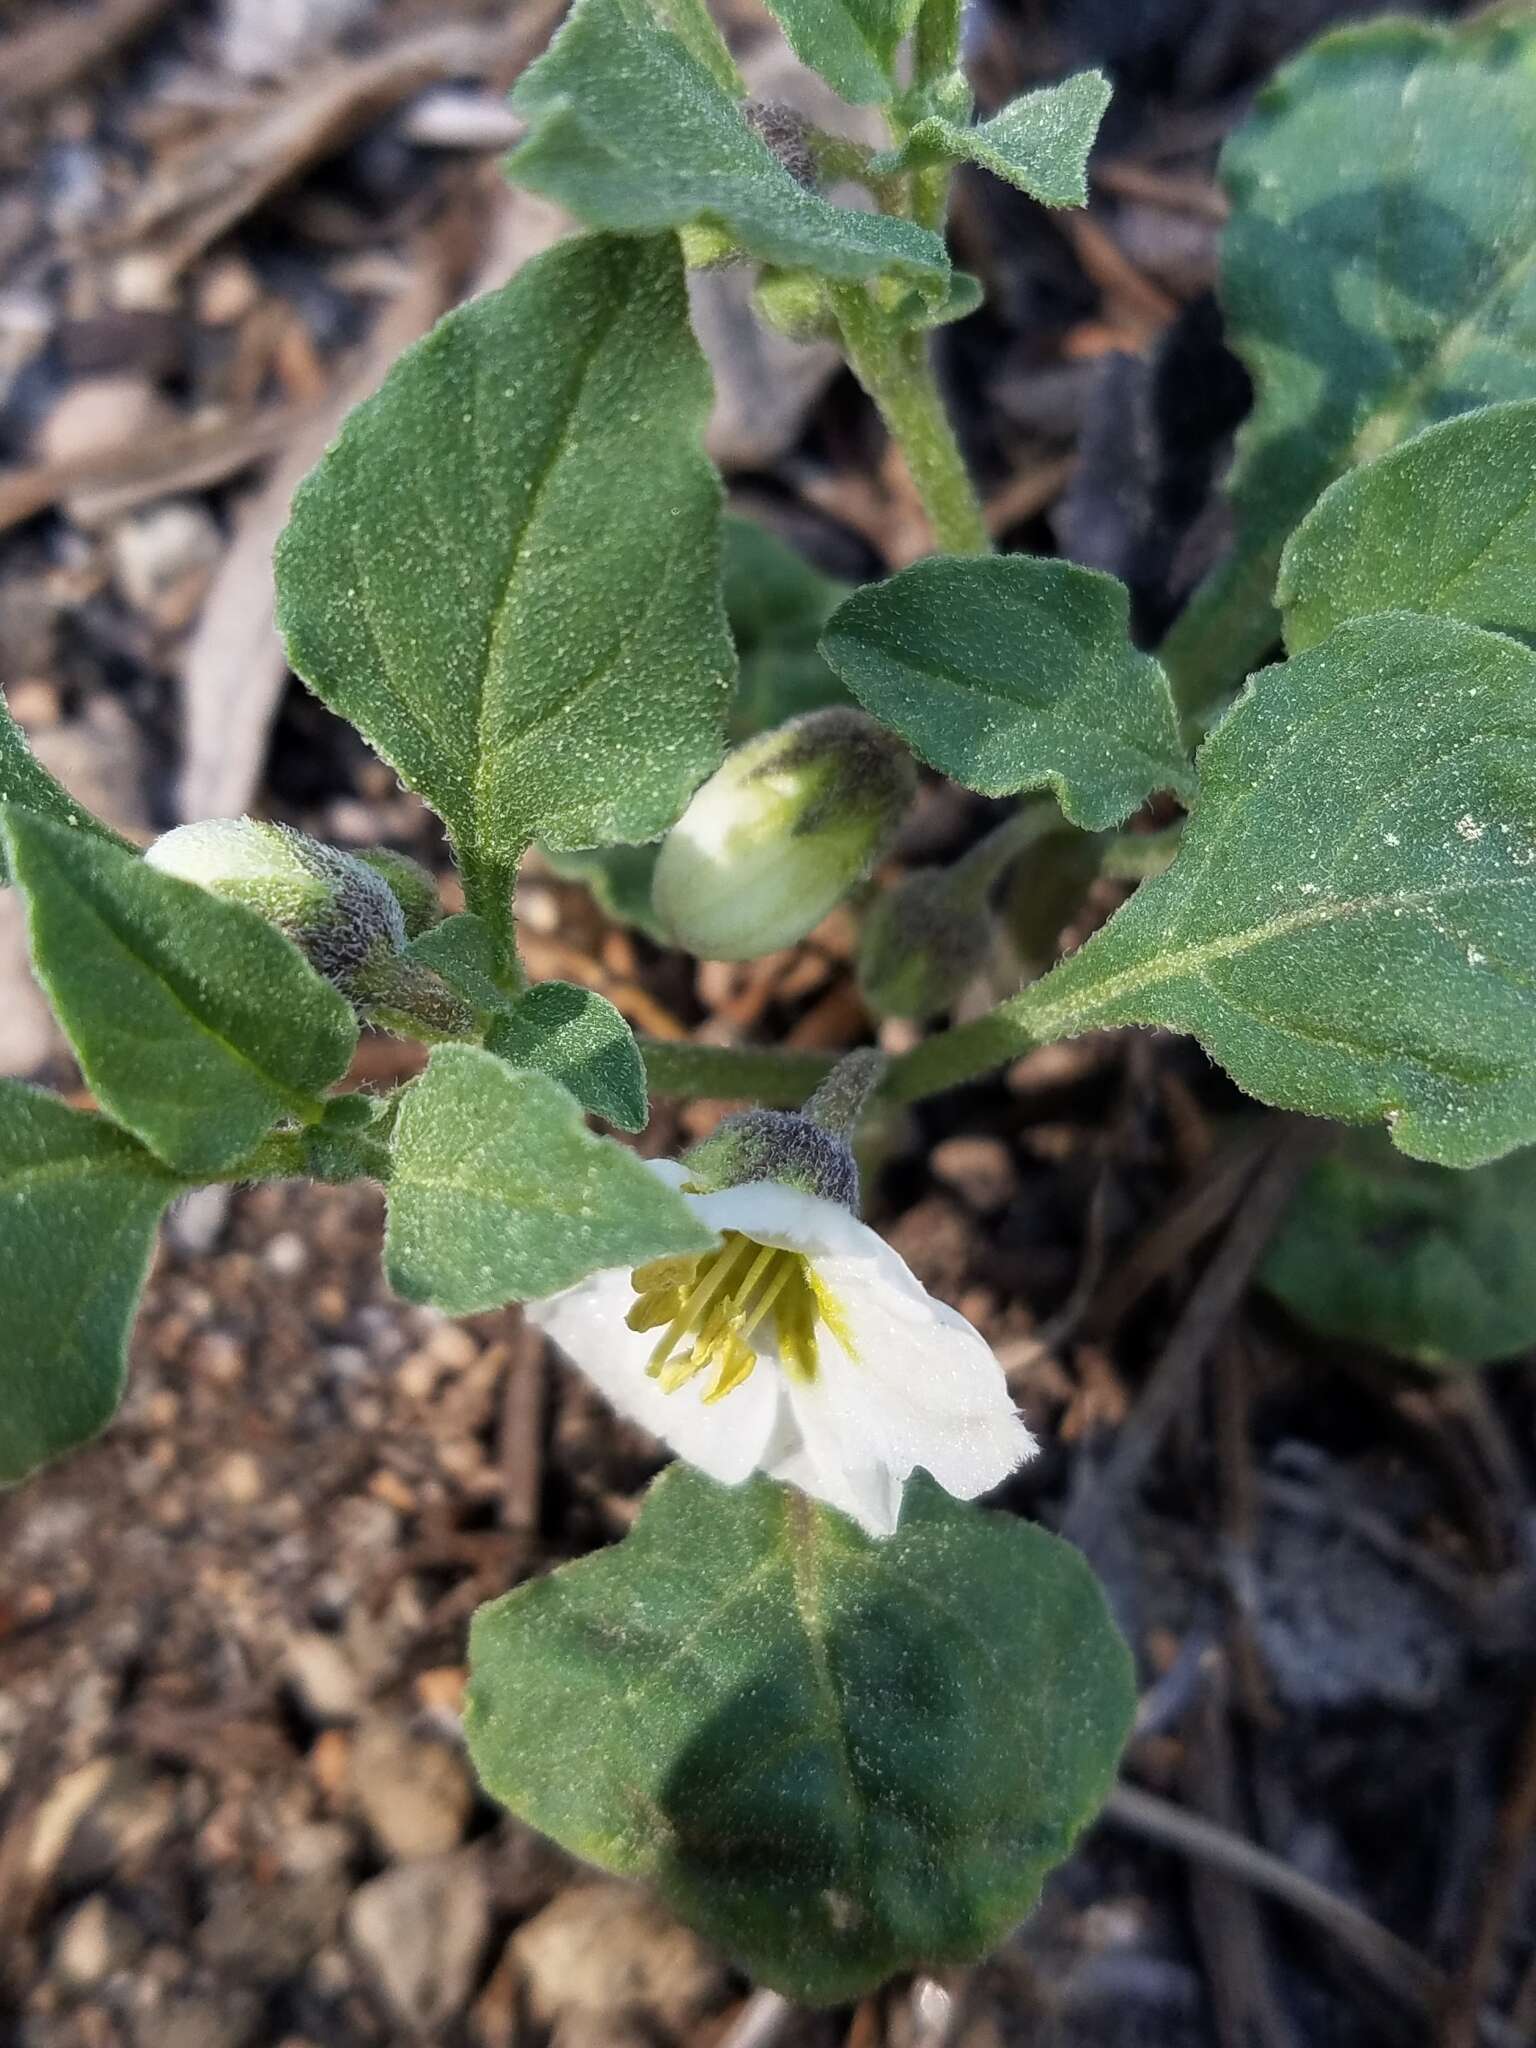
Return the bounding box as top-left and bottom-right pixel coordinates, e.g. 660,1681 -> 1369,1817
948,799 -> 1061,903
882,971 -> 1089,1104
641,1039 -> 836,1105
460,852 -> 527,997
913,0 -> 962,84
829,284 -> 990,556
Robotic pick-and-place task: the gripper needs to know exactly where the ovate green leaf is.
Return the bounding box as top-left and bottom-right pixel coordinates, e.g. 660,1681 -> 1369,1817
487,983 -> 648,1133
467,1466 -> 1134,2003
1278,401 -> 1536,653
759,0 -> 918,103
0,1085 -> 178,1483
1019,614 -> 1536,1167
1,809 -> 357,1178
0,696 -> 134,887
821,556 -> 1192,829
872,71 -> 1112,207
385,1045 -> 710,1312
506,0 -> 949,293
1263,1129 -> 1536,1369
277,233 -> 733,863
1163,15 -> 1536,718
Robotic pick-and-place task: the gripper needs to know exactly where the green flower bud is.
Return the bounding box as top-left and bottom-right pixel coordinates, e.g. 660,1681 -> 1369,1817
148,819 -> 476,1039
858,866 -> 997,1023
683,1051 -> 886,1211
858,805 -> 1062,1022
742,99 -> 818,189
753,268 -> 836,342
352,847 -> 444,939
653,709 -> 916,961
146,819 -> 406,988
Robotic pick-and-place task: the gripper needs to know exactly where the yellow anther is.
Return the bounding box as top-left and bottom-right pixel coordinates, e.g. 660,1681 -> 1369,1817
628,1230 -> 827,1400
625,1286 -> 685,1333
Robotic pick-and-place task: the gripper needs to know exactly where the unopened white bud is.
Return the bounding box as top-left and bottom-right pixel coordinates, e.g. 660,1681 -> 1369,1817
653,709 -> 915,960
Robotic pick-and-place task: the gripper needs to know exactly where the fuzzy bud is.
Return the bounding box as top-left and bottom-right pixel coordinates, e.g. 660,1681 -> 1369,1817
742,99 -> 818,189
653,709 -> 916,961
146,819 -> 405,989
682,1051 -> 886,1211
858,866 -> 997,1022
352,847 -> 444,939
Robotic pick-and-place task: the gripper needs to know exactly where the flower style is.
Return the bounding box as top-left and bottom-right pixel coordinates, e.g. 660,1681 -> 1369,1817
528,1159 -> 1035,1537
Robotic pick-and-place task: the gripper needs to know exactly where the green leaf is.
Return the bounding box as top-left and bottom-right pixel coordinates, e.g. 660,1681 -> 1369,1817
487,983 -> 648,1133
1262,1129 -> 1536,1370
0,697 -> 134,887
872,70 -> 1112,206
277,232 -> 733,867
385,1044 -> 711,1312
506,0 -> 949,293
759,0 -> 918,103
1014,613 -> 1536,1168
821,556 -> 1193,830
1278,401 -> 1536,654
466,1466 -> 1134,2004
1,809 -> 357,1178
404,913 -> 513,1020
0,1084 -> 178,1483
1163,14 -> 1536,718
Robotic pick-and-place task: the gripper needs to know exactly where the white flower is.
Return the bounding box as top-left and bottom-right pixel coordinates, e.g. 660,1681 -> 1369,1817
528,1160 -> 1035,1538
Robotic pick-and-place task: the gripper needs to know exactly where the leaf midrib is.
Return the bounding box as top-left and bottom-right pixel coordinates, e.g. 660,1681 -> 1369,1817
1036,871 -> 1536,1043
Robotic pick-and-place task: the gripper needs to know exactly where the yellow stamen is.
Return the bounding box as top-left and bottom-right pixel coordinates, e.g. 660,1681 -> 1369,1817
628,1229 -> 830,1401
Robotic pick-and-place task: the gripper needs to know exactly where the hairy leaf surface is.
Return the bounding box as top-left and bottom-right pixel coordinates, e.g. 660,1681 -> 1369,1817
759,0 -> 917,102
0,1085 -> 178,1483
1021,614 -> 1536,1166
467,1466 -> 1133,2002
1,810 -> 356,1177
487,983 -> 648,1133
1278,401 -> 1536,652
278,233 -> 732,864
0,697 -> 133,887
386,1046 -> 710,1312
506,0 -> 948,291
821,556 -> 1191,829
872,71 -> 1111,206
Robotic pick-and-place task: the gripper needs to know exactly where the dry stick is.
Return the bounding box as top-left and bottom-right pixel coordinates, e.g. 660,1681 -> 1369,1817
1069,1121 -> 1325,1553
0,0 -> 171,106
1441,1694 -> 1536,2048
1179,1656 -> 1300,2048
1105,1784 -> 1445,2018
1088,1123 -> 1279,1340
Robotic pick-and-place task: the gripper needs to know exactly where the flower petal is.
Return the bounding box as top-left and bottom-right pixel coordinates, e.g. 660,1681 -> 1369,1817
529,1264 -> 783,1486
779,1240 -> 1034,1527
684,1176 -> 874,1261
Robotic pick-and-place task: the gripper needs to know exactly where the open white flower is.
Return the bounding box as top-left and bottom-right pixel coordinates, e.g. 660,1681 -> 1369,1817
528,1159 -> 1035,1538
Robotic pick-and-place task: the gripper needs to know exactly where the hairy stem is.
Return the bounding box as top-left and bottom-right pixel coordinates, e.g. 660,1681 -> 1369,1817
829,284 -> 990,557
913,0 -> 962,84
459,852 -> 527,997
641,1039 -> 837,1106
